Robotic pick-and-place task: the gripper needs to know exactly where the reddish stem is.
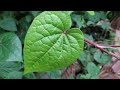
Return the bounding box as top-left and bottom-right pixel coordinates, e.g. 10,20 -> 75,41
84,38 -> 119,59
98,44 -> 120,47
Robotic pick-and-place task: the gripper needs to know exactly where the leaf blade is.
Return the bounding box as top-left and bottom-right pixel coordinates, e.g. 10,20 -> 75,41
0,18 -> 17,31
24,11 -> 84,74
0,32 -> 22,62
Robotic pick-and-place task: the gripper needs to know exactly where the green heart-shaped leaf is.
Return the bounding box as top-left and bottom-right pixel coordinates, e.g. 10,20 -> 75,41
24,11 -> 84,74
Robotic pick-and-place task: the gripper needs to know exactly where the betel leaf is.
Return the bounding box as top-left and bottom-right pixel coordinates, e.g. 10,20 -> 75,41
0,32 -> 22,62
24,11 -> 84,74
0,18 -> 17,31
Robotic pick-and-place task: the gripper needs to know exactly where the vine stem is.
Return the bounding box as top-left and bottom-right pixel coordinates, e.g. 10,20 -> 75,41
84,38 -> 120,59
98,45 -> 120,47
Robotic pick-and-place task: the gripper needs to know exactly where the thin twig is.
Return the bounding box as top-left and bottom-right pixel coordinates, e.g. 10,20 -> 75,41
98,44 -> 120,47
84,38 -> 120,59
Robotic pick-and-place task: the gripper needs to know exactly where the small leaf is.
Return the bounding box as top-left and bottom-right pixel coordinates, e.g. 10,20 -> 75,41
79,50 -> 91,66
25,15 -> 33,23
86,62 -> 100,77
79,51 -> 87,66
72,14 -> 85,28
86,21 -> 95,26
0,18 -> 17,31
87,11 -> 95,16
94,50 -> 112,64
84,11 -> 106,23
84,34 -> 94,41
24,11 -> 84,74
0,32 -> 22,62
100,23 -> 110,30
97,20 -> 110,30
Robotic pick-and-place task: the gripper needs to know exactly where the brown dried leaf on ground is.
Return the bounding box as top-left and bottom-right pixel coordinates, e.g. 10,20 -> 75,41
61,60 -> 82,79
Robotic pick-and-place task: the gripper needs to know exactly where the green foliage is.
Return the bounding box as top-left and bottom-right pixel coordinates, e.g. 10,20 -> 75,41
0,18 -> 17,31
47,70 -> 61,79
0,11 -> 36,79
24,11 -> 84,74
94,50 -> 112,64
0,32 -> 22,62
86,62 -> 100,78
72,14 -> 85,28
87,11 -> 95,16
31,11 -> 43,17
0,11 -> 116,79
23,73 -> 36,79
0,61 -> 23,79
79,50 -> 91,66
6,71 -> 23,79
76,62 -> 100,79
85,11 -> 107,23
77,74 -> 91,79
